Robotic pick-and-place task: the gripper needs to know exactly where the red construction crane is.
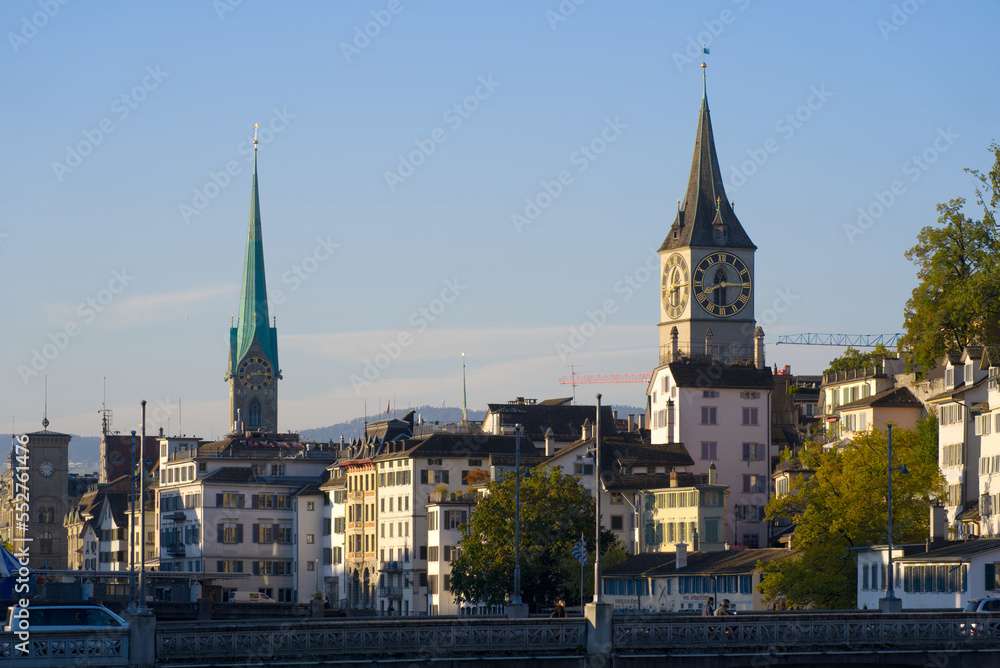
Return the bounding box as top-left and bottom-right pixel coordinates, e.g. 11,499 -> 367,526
557,372 -> 652,385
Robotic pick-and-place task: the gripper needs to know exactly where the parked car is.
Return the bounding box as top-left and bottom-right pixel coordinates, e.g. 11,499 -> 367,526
963,597 -> 1000,613
3,604 -> 128,633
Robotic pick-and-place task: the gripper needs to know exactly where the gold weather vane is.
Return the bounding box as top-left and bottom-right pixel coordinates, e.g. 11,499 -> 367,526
253,123 -> 259,151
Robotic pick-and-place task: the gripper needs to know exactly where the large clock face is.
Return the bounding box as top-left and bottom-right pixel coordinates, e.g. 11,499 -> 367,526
692,252 -> 752,318
39,461 -> 54,477
238,356 -> 273,391
661,253 -> 689,320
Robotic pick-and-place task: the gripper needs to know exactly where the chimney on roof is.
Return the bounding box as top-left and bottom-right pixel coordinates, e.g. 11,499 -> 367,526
675,542 -> 688,569
544,428 -> 556,457
705,329 -> 714,357
627,414 -> 635,433
666,400 -> 675,444
670,470 -> 679,488
582,418 -> 592,441
670,326 -> 679,362
708,462 -> 718,485
930,502 -> 947,548
754,326 -> 765,370
638,414 -> 645,430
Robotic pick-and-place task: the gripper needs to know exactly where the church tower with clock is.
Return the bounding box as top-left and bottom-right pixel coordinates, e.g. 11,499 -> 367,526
227,133 -> 281,434
658,77 -> 758,364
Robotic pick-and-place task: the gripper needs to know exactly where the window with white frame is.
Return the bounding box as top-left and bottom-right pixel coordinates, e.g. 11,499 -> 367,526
701,406 -> 717,425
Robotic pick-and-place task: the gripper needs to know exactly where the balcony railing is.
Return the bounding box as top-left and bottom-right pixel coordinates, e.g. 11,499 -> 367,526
377,586 -> 404,599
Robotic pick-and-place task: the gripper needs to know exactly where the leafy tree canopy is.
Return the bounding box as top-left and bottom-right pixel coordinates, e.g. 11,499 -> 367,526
824,344 -> 894,374
449,466 -> 618,611
900,142 -> 1000,372
759,426 -> 944,609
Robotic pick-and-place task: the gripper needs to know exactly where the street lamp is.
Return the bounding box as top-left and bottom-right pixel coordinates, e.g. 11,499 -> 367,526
508,424 -> 527,617
880,422 -> 907,612
593,394 -> 602,603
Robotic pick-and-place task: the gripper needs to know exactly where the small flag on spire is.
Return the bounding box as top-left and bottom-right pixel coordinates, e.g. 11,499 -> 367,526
702,46 -> 710,55
386,401 -> 390,414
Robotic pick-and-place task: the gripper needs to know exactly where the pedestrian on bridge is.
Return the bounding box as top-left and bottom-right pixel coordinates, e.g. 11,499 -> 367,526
702,597 -> 715,616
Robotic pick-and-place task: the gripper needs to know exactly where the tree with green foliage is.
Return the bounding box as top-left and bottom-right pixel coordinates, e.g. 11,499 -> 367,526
758,426 -> 944,609
449,466 -> 618,611
824,344 -> 894,374
900,142 -> 1000,372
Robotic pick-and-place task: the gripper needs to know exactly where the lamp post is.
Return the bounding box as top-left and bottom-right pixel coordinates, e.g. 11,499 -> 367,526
129,429 -> 136,612
508,424 -> 527,617
593,394 -> 602,603
139,400 -> 148,613
880,422 -> 907,612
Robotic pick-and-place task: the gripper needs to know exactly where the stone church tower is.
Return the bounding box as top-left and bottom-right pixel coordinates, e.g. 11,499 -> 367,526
227,143 -> 281,433
658,79 -> 760,366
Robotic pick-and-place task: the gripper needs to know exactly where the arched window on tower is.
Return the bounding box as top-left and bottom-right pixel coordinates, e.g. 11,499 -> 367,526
248,398 -> 262,430
713,267 -> 727,306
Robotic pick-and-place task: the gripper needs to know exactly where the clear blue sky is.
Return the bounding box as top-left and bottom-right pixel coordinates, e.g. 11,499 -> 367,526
4,1 -> 999,439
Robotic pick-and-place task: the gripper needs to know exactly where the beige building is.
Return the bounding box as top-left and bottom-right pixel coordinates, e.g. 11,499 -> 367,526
642,469 -> 728,554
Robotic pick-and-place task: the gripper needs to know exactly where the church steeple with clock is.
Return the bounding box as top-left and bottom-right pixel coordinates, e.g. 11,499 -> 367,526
227,127 -> 281,433
658,74 -> 758,364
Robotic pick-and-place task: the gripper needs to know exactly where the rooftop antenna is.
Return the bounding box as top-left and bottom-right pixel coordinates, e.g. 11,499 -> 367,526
100,377 -> 113,437
461,353 -> 468,426
567,364 -> 579,405
42,375 -> 49,429
179,397 -> 182,436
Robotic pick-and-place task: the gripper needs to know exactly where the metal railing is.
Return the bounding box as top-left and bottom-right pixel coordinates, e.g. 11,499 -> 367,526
157,618 -> 585,663
614,611 -> 1000,652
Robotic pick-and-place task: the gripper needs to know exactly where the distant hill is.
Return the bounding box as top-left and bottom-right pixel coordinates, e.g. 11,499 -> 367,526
0,403 -> 644,473
0,434 -> 102,475
296,403 -> 644,443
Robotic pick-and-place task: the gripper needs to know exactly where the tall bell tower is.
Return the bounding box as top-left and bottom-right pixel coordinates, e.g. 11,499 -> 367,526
658,66 -> 758,365
227,126 -> 281,433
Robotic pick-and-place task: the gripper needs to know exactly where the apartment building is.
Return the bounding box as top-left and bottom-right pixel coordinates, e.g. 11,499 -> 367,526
647,361 -> 772,548
926,347 -> 989,535
155,433 -> 335,603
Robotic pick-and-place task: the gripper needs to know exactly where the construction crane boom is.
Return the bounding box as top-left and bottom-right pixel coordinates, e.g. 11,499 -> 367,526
558,372 -> 652,385
775,333 -> 902,347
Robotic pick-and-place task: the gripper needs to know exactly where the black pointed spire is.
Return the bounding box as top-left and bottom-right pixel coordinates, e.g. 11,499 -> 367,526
660,91 -> 756,251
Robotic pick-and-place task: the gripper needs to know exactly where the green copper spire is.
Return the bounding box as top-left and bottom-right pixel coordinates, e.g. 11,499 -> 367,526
229,148 -> 279,378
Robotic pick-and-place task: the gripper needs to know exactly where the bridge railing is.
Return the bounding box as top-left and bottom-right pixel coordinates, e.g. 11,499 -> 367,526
0,627 -> 130,666
156,617 -> 586,664
614,611 -> 1000,652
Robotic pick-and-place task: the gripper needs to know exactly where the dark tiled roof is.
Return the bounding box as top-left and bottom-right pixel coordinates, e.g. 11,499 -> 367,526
667,361 -> 773,390
202,467 -> 257,483
24,429 -> 72,438
485,403 -> 616,441
605,548 -> 791,577
376,433 -> 542,461
837,386 -> 923,412
900,539 -> 1000,563
105,494 -> 129,528
605,473 -> 675,491
295,483 -> 323,496
548,432 -> 694,471
979,345 -> 1000,370
490,454 -> 548,468
659,94 -> 755,252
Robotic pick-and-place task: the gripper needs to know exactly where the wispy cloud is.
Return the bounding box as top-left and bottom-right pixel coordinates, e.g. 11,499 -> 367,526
41,283 -> 235,329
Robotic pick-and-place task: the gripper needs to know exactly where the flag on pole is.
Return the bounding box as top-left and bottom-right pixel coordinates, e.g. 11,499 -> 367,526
571,534 -> 587,566
702,46 -> 710,54
386,401 -> 390,414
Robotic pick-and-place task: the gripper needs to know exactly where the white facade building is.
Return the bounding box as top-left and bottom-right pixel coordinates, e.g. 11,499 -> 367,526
647,362 -> 771,548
